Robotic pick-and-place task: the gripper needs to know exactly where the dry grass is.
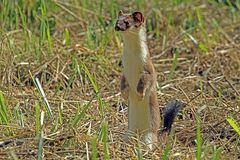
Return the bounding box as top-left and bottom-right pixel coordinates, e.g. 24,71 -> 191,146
0,0 -> 240,159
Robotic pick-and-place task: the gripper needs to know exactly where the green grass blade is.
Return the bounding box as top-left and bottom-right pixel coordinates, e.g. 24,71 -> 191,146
14,103 -> 24,127
196,117 -> 202,160
198,42 -> 208,53
46,23 -> 53,55
162,142 -> 170,160
18,6 -> 27,34
0,91 -> 9,125
70,94 -> 96,127
35,102 -> 41,137
64,28 -> 70,45
212,146 -> 222,160
81,63 -> 105,117
168,49 -> 179,80
227,116 -> 240,135
58,105 -> 63,125
102,121 -> 110,160
81,63 -> 98,93
91,137 -> 98,160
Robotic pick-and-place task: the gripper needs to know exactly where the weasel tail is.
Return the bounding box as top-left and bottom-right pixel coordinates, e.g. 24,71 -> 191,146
115,10 -> 182,149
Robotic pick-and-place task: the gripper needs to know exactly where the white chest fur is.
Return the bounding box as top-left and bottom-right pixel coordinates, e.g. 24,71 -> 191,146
121,29 -> 148,91
121,29 -> 152,137
122,50 -> 143,91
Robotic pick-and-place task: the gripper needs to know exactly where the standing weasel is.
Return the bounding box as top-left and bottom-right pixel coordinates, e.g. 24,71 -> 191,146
115,10 -> 182,149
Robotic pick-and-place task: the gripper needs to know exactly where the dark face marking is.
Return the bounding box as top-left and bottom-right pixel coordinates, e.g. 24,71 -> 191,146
115,11 -> 144,31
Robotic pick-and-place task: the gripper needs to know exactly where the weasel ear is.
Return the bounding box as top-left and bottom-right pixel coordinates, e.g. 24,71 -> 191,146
118,10 -> 123,17
132,11 -> 144,23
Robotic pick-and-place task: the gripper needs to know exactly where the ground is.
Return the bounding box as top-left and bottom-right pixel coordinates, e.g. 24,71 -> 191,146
0,0 -> 239,159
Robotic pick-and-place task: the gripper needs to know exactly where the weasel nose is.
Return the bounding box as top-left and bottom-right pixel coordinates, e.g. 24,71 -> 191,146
115,22 -> 121,31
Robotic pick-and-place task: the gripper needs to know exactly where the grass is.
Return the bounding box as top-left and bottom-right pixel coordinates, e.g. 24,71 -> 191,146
162,141 -> 171,160
168,48 -> 180,80
196,116 -> 202,160
227,116 -> 240,136
0,0 -> 240,159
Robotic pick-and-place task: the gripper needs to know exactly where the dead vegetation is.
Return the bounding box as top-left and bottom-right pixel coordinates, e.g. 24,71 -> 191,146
0,0 -> 239,159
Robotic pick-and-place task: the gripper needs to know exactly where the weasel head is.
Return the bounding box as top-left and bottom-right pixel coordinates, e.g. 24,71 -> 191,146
115,10 -> 145,34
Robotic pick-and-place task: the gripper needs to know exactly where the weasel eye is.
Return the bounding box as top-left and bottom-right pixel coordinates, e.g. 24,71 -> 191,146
124,21 -> 129,27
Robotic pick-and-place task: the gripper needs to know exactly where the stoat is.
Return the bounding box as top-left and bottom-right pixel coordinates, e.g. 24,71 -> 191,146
115,10 -> 182,149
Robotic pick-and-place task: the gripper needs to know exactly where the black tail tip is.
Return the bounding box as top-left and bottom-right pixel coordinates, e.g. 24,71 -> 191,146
161,100 -> 184,133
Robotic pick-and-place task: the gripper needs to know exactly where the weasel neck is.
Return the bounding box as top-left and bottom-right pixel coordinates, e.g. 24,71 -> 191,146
121,27 -> 149,62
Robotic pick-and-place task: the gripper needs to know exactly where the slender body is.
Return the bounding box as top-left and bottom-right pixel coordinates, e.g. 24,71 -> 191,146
115,11 -> 182,149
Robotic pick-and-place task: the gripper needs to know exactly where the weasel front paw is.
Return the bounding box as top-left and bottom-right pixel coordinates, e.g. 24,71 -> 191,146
137,75 -> 148,101
136,91 -> 145,101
